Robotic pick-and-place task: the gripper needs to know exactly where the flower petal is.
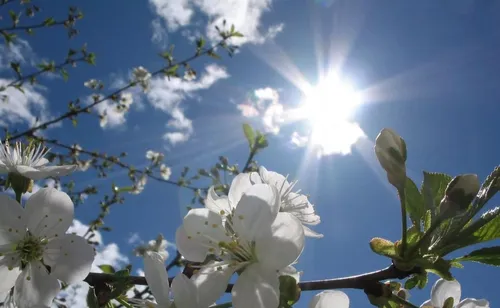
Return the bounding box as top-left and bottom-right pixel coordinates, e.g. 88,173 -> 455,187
456,298 -> 490,308
256,212 -> 305,270
192,262 -> 234,306
205,186 -> 231,215
33,158 -> 49,167
228,173 -> 254,208
309,290 -> 350,308
0,194 -> 26,246
175,226 -> 209,262
182,208 -> 230,253
259,166 -> 291,197
430,279 -> 461,307
420,299 -> 433,308
14,165 -> 45,180
24,188 -> 74,238
232,263 -> 279,308
233,184 -> 280,242
0,257 -> 21,294
0,161 -> 9,173
278,265 -> 301,283
171,273 -> 198,308
37,165 -> 77,178
303,225 -> 324,238
42,234 -> 95,284
14,261 -> 60,307
144,251 -> 171,307
284,192 -> 320,225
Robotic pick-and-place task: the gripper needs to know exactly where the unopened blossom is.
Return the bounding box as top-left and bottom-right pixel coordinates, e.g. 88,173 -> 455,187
130,176 -> 147,194
177,181 -> 305,308
160,164 -> 171,180
374,128 -> 407,189
146,150 -> 164,165
99,112 -> 108,128
70,144 -> 82,157
0,141 -> 77,181
130,251 -> 225,308
83,79 -> 101,89
115,93 -> 133,113
0,188 -> 95,307
77,160 -> 92,172
132,66 -> 151,92
309,291 -> 350,308
441,174 -> 480,215
421,279 -> 489,308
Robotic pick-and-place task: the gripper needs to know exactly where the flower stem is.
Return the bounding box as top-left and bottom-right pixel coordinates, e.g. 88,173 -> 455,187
399,188 -> 408,257
390,294 -> 419,308
116,297 -> 133,308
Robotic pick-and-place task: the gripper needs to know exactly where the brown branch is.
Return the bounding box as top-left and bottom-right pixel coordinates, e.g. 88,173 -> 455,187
0,20 -> 67,32
84,264 -> 422,294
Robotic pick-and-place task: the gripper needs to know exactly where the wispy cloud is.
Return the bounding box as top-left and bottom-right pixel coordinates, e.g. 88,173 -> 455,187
151,18 -> 169,48
0,39 -> 35,71
237,87 -> 285,134
149,0 -> 284,46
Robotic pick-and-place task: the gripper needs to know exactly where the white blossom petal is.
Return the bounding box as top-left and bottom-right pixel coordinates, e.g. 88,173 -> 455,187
182,208 -> 230,250
33,158 -> 49,167
279,265 -> 301,283
233,184 -> 280,242
456,298 -> 490,308
42,234 -> 95,284
171,273 -> 198,308
144,251 -> 171,307
0,195 -> 26,245
205,186 -> 231,215
303,225 -> 324,238
14,262 -> 60,307
192,262 -> 234,306
259,166 -> 291,197
24,188 -> 74,238
36,165 -> 77,178
284,192 -> 320,225
228,173 -> 255,208
0,257 -> 21,294
232,263 -> 279,308
175,226 -> 208,262
309,290 -> 350,308
256,212 -> 305,270
431,279 -> 461,308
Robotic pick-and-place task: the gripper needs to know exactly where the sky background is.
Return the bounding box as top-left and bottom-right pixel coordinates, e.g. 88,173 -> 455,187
1,0 -> 500,307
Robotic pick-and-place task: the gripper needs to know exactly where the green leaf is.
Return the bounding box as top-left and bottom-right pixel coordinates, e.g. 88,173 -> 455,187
86,52 -> 96,65
242,123 -> 255,149
10,62 -> 21,77
405,177 -> 425,227
9,10 -> 19,26
404,272 -> 428,290
455,246 -> 500,266
369,237 -> 399,259
453,207 -> 500,250
255,131 -> 268,149
43,17 -> 56,26
99,264 -> 116,274
406,225 -> 422,249
196,37 -> 206,49
86,286 -> 99,308
60,68 -> 69,81
421,172 -> 452,215
208,50 -> 221,59
2,31 -> 17,45
165,64 -> 179,76
414,255 -> 453,280
231,31 -> 244,38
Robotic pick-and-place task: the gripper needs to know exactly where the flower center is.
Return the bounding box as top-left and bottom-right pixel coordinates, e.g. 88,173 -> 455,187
16,232 -> 46,265
218,239 -> 257,264
0,141 -> 48,167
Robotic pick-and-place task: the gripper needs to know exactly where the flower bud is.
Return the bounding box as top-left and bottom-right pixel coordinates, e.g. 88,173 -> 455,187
375,128 -> 407,189
439,174 -> 480,218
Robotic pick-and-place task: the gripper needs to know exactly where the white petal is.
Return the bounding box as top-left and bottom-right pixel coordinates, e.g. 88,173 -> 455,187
456,298 -> 490,308
37,165 -> 77,178
144,251 -> 171,307
284,192 -> 320,225
228,173 -> 254,208
192,262 -> 234,306
24,188 -> 74,238
42,234 -> 95,284
259,166 -> 291,197
33,158 -> 49,167
175,226 -> 209,262
0,256 -> 21,293
303,225 -> 324,238
14,262 -> 60,307
233,184 -> 280,242
309,290 -> 350,308
14,165 -> 45,180
256,212 -> 305,270
431,279 -> 461,307
0,194 -> 26,246
0,161 -> 10,173
420,299 -> 433,308
205,186 -> 231,215
232,264 -> 279,308
171,273 -> 198,308
182,208 -> 230,252
279,265 -> 301,283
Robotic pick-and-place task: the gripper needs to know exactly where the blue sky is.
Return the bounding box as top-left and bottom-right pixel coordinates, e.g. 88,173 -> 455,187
1,0 -> 500,307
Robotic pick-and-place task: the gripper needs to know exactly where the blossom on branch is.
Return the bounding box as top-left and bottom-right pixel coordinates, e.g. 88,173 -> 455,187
160,164 -> 171,180
309,291 -> 350,308
133,66 -> 152,92
421,279 -> 489,308
176,178 -> 305,308
0,188 -> 95,307
0,141 -> 77,181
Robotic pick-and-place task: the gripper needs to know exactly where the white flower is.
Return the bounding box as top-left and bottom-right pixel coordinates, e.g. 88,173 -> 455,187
374,128 -> 407,189
70,144 -> 82,156
257,166 -> 322,238
0,142 -> 77,180
77,160 -> 92,172
146,151 -> 164,164
176,181 -> 305,308
134,235 -> 170,261
160,164 -> 171,180
421,279 -> 489,308
131,176 -> 147,194
99,112 -> 108,128
130,251 -> 221,308
115,93 -> 133,113
0,188 -> 95,307
133,67 -> 151,92
183,70 -> 196,81
83,79 -> 101,89
309,291 -> 350,308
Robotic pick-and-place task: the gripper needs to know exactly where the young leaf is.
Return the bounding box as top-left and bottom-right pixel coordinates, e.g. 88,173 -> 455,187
370,237 -> 399,259
43,17 -> 56,26
99,264 -> 116,274
405,177 -> 425,227
242,123 -> 255,149
421,172 -> 452,214
86,287 -> 99,308
60,68 -> 69,81
455,246 -> 500,266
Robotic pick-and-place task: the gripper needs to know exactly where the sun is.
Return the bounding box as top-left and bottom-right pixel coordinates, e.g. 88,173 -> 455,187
300,74 -> 365,155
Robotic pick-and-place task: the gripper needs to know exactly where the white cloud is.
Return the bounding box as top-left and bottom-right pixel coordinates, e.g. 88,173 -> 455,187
0,39 -> 34,70
127,232 -> 142,245
290,131 -> 308,147
59,220 -> 129,308
147,64 -> 229,145
0,79 -> 51,127
149,0 -> 193,31
149,0 -> 283,46
91,92 -> 135,129
151,18 -> 169,47
236,87 -> 285,134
